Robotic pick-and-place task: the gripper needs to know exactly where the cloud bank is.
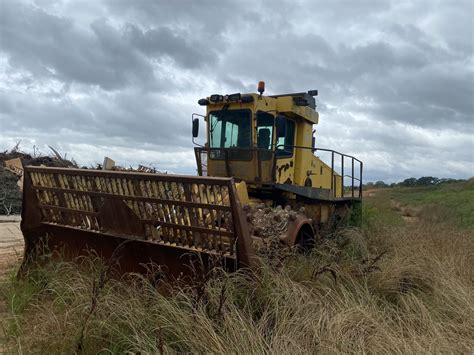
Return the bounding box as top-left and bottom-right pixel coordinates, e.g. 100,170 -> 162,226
1,0 -> 473,181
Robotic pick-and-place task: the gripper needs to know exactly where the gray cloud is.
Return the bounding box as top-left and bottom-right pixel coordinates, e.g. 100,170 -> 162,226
123,24 -> 216,69
0,0 -> 473,182
0,86 -> 192,148
103,0 -> 248,32
0,3 -> 158,90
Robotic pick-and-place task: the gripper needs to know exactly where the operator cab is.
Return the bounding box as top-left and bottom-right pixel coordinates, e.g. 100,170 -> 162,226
192,82 -> 319,187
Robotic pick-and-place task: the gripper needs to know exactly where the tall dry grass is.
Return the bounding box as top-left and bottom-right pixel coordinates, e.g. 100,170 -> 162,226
1,207 -> 473,353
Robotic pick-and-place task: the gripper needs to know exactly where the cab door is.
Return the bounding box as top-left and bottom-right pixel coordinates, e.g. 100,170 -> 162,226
256,111 -> 275,183
275,116 -> 296,185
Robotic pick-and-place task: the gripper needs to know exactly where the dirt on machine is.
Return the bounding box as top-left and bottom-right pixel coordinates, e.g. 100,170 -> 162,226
18,82 -> 363,278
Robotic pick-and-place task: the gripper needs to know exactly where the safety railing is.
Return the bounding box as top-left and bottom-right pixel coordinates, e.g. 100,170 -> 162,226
195,146 -> 363,199
313,147 -> 363,199
274,145 -> 362,199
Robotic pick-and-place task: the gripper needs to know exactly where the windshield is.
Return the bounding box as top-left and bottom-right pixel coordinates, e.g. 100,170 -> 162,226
209,110 -> 251,148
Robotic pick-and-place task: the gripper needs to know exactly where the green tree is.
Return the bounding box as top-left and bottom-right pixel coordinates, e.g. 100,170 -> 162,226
374,181 -> 388,188
400,178 -> 417,187
416,176 -> 440,185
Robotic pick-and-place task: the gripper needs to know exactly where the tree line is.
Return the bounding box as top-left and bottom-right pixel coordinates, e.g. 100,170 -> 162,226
364,177 -> 467,189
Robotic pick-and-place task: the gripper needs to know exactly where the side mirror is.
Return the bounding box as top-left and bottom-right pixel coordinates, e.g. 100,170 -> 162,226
276,115 -> 286,138
192,118 -> 199,138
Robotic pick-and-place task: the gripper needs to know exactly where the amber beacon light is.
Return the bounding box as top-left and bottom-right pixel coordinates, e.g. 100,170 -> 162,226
257,81 -> 265,95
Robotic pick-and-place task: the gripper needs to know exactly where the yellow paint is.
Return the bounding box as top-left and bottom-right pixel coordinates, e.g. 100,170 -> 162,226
275,156 -> 293,184
235,181 -> 250,205
306,157 -> 343,198
320,204 -> 329,223
203,90 -> 343,198
275,96 -> 319,124
293,119 -> 313,186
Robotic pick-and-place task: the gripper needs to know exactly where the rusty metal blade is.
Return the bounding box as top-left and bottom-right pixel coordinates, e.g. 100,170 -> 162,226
20,167 -> 255,277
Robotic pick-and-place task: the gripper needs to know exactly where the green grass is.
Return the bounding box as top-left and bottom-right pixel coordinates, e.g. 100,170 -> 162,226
366,180 -> 474,229
1,184 -> 473,353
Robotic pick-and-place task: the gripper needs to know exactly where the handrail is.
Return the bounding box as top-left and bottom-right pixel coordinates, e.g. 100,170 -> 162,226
274,145 -> 363,199
195,145 -> 363,199
344,174 -> 361,182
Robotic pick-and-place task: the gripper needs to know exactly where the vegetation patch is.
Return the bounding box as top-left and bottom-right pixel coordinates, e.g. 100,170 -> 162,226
1,180 -> 473,353
369,180 -> 474,229
2,203 -> 473,353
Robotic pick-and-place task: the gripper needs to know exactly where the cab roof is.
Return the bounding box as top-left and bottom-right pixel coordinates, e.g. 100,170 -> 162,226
200,89 -> 319,124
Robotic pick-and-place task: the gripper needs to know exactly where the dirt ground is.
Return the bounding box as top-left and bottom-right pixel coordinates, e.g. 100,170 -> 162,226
362,189 -> 377,197
0,216 -> 23,276
0,216 -> 23,352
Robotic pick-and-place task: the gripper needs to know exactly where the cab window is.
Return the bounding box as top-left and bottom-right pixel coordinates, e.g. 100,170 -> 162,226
277,118 -> 295,157
256,112 -> 274,150
209,109 -> 251,148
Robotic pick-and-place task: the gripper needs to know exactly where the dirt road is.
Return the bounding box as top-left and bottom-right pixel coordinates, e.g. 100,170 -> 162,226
0,216 -> 23,275
0,216 -> 23,351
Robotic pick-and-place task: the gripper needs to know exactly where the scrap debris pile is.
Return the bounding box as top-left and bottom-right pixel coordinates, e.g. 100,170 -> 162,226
0,146 -> 160,215
0,164 -> 22,215
245,204 -> 308,258
0,146 -> 78,215
89,157 -> 160,173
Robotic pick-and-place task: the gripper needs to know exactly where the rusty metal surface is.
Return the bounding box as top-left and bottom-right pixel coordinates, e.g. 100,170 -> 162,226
20,167 -> 255,276
285,216 -> 314,247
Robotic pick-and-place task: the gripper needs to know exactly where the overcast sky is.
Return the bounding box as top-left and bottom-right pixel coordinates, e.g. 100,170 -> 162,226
1,0 -> 473,182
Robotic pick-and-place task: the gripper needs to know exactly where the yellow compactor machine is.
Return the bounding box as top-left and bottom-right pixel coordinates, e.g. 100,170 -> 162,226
20,82 -> 362,276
